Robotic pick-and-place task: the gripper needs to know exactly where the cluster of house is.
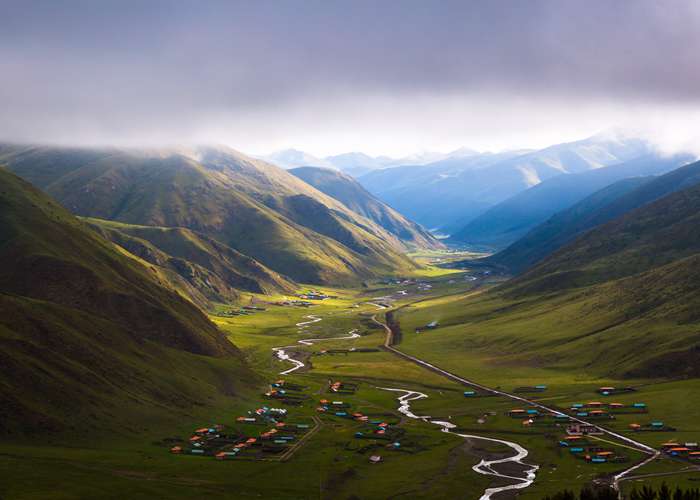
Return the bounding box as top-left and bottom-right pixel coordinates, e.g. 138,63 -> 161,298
328,380 -> 358,394
316,399 -> 400,428
354,420 -> 405,458
661,441 -> 700,460
380,278 -> 416,286
274,299 -> 313,307
513,385 -> 548,394
317,399 -> 353,417
218,304 -> 269,317
508,408 -> 572,426
463,389 -> 495,398
264,380 -> 309,406
314,396 -> 409,465
566,401 -> 649,419
596,386 -> 636,396
628,421 -> 676,432
170,377 -> 314,460
558,434 -> 629,464
169,411 -> 312,460
218,308 -> 254,317
297,290 -> 336,301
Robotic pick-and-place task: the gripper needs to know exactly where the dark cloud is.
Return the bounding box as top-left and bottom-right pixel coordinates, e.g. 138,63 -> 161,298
1,0 -> 699,153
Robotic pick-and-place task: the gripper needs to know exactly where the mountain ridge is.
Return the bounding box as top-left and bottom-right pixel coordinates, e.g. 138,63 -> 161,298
0,167 -> 254,435
289,166 -> 441,250
0,144 -> 419,284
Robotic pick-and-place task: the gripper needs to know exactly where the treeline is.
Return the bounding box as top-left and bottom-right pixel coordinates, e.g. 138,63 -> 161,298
384,310 -> 402,345
544,484 -> 700,500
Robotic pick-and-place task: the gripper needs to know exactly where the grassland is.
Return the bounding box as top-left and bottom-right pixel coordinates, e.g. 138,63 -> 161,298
3,260 -> 699,499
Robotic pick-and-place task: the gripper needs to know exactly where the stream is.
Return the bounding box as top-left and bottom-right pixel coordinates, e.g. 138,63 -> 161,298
272,315 -> 360,375
378,387 -> 539,500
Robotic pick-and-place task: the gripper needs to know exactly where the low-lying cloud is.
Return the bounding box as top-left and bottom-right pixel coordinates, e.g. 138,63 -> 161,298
1,0 -> 699,155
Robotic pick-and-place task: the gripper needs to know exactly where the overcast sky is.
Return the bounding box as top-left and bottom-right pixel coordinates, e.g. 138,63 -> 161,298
2,0 -> 700,156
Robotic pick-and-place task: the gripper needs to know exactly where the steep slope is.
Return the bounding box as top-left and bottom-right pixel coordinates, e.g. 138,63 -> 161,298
360,135 -> 650,230
510,173 -> 700,294
86,219 -> 296,306
0,168 -> 253,435
289,166 -> 441,249
489,177 -> 653,273
0,144 -> 417,284
452,153 -> 691,249
492,158 -> 700,273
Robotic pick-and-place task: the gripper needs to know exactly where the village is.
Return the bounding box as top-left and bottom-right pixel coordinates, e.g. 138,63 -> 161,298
169,377 -> 423,465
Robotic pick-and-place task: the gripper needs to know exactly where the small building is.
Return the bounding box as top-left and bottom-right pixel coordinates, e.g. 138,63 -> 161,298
567,423 -> 602,436
369,455 -> 382,463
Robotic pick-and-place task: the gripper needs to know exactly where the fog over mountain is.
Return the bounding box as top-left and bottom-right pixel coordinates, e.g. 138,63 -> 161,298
2,1 -> 700,155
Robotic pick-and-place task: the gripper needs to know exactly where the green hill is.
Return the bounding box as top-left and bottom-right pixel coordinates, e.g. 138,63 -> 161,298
510,161 -> 700,293
289,166 -> 441,249
489,177 -> 653,273
86,218 -> 296,307
0,144 -> 418,284
491,159 -> 700,273
501,177 -> 700,375
0,168 -> 254,435
397,176 -> 700,380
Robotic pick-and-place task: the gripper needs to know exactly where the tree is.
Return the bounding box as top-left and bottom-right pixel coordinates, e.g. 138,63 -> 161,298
580,487 -> 597,500
659,483 -> 672,500
639,485 -> 658,500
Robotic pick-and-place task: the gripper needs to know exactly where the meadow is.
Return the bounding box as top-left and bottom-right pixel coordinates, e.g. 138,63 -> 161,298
2,268 -> 698,499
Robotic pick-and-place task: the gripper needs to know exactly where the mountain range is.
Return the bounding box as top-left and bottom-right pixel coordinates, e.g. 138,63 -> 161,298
488,158 -> 700,274
412,159 -> 700,380
0,144 -> 437,286
358,134 -> 652,232
0,168 -> 253,435
263,147 -> 479,177
498,161 -> 700,376
289,166 -> 439,249
450,153 -> 693,250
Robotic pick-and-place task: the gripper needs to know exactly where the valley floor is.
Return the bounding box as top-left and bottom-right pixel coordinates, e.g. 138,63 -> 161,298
2,260 -> 699,499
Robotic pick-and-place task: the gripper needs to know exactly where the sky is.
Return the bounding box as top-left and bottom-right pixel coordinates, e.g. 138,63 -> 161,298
2,0 -> 700,157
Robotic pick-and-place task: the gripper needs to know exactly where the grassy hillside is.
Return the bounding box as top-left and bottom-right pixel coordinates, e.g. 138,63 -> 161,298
512,169 -> 700,294
0,168 -> 256,435
490,177 -> 653,273
289,166 -> 441,249
452,154 -> 690,250
86,218 -> 296,306
0,144 -> 418,284
395,175 -> 700,381
491,159 -> 700,273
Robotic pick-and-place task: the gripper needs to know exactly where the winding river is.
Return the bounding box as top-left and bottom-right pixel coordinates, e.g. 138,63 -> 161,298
273,308 -> 539,498
378,387 -> 538,500
272,315 -> 360,375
